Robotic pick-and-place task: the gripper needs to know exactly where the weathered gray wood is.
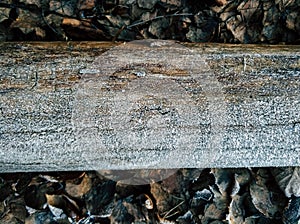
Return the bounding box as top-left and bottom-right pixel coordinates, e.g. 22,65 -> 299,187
0,40 -> 299,172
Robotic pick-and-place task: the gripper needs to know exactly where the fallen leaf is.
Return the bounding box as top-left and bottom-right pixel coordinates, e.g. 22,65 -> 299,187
271,167 -> 300,198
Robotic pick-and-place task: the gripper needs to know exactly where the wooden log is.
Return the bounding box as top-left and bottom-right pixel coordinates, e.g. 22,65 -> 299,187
0,40 -> 299,172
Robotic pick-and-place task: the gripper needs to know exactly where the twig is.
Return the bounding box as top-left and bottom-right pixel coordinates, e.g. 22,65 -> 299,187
112,25 -> 126,42
60,0 -> 65,14
0,208 -> 10,219
41,9 -> 60,36
162,200 -> 185,220
112,12 -> 193,41
126,13 -> 193,29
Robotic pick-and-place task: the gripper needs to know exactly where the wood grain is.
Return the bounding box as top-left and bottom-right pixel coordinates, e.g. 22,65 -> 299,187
0,40 -> 299,172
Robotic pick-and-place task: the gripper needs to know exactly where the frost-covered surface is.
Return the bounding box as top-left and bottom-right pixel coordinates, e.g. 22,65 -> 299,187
0,40 -> 299,171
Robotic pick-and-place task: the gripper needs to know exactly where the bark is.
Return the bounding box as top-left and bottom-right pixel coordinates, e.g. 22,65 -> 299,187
0,40 -> 299,172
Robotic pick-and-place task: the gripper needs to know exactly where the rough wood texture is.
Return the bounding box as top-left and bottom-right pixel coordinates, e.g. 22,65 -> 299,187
0,40 -> 299,172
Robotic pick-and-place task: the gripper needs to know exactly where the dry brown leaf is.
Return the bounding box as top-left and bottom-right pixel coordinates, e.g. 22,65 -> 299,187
46,194 -> 81,220
62,18 -> 82,27
0,8 -> 10,23
283,196 -> 300,224
7,196 -> 27,223
65,173 -> 92,198
271,167 -> 300,198
228,194 -> 246,224
250,169 -> 287,218
10,9 -> 42,29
